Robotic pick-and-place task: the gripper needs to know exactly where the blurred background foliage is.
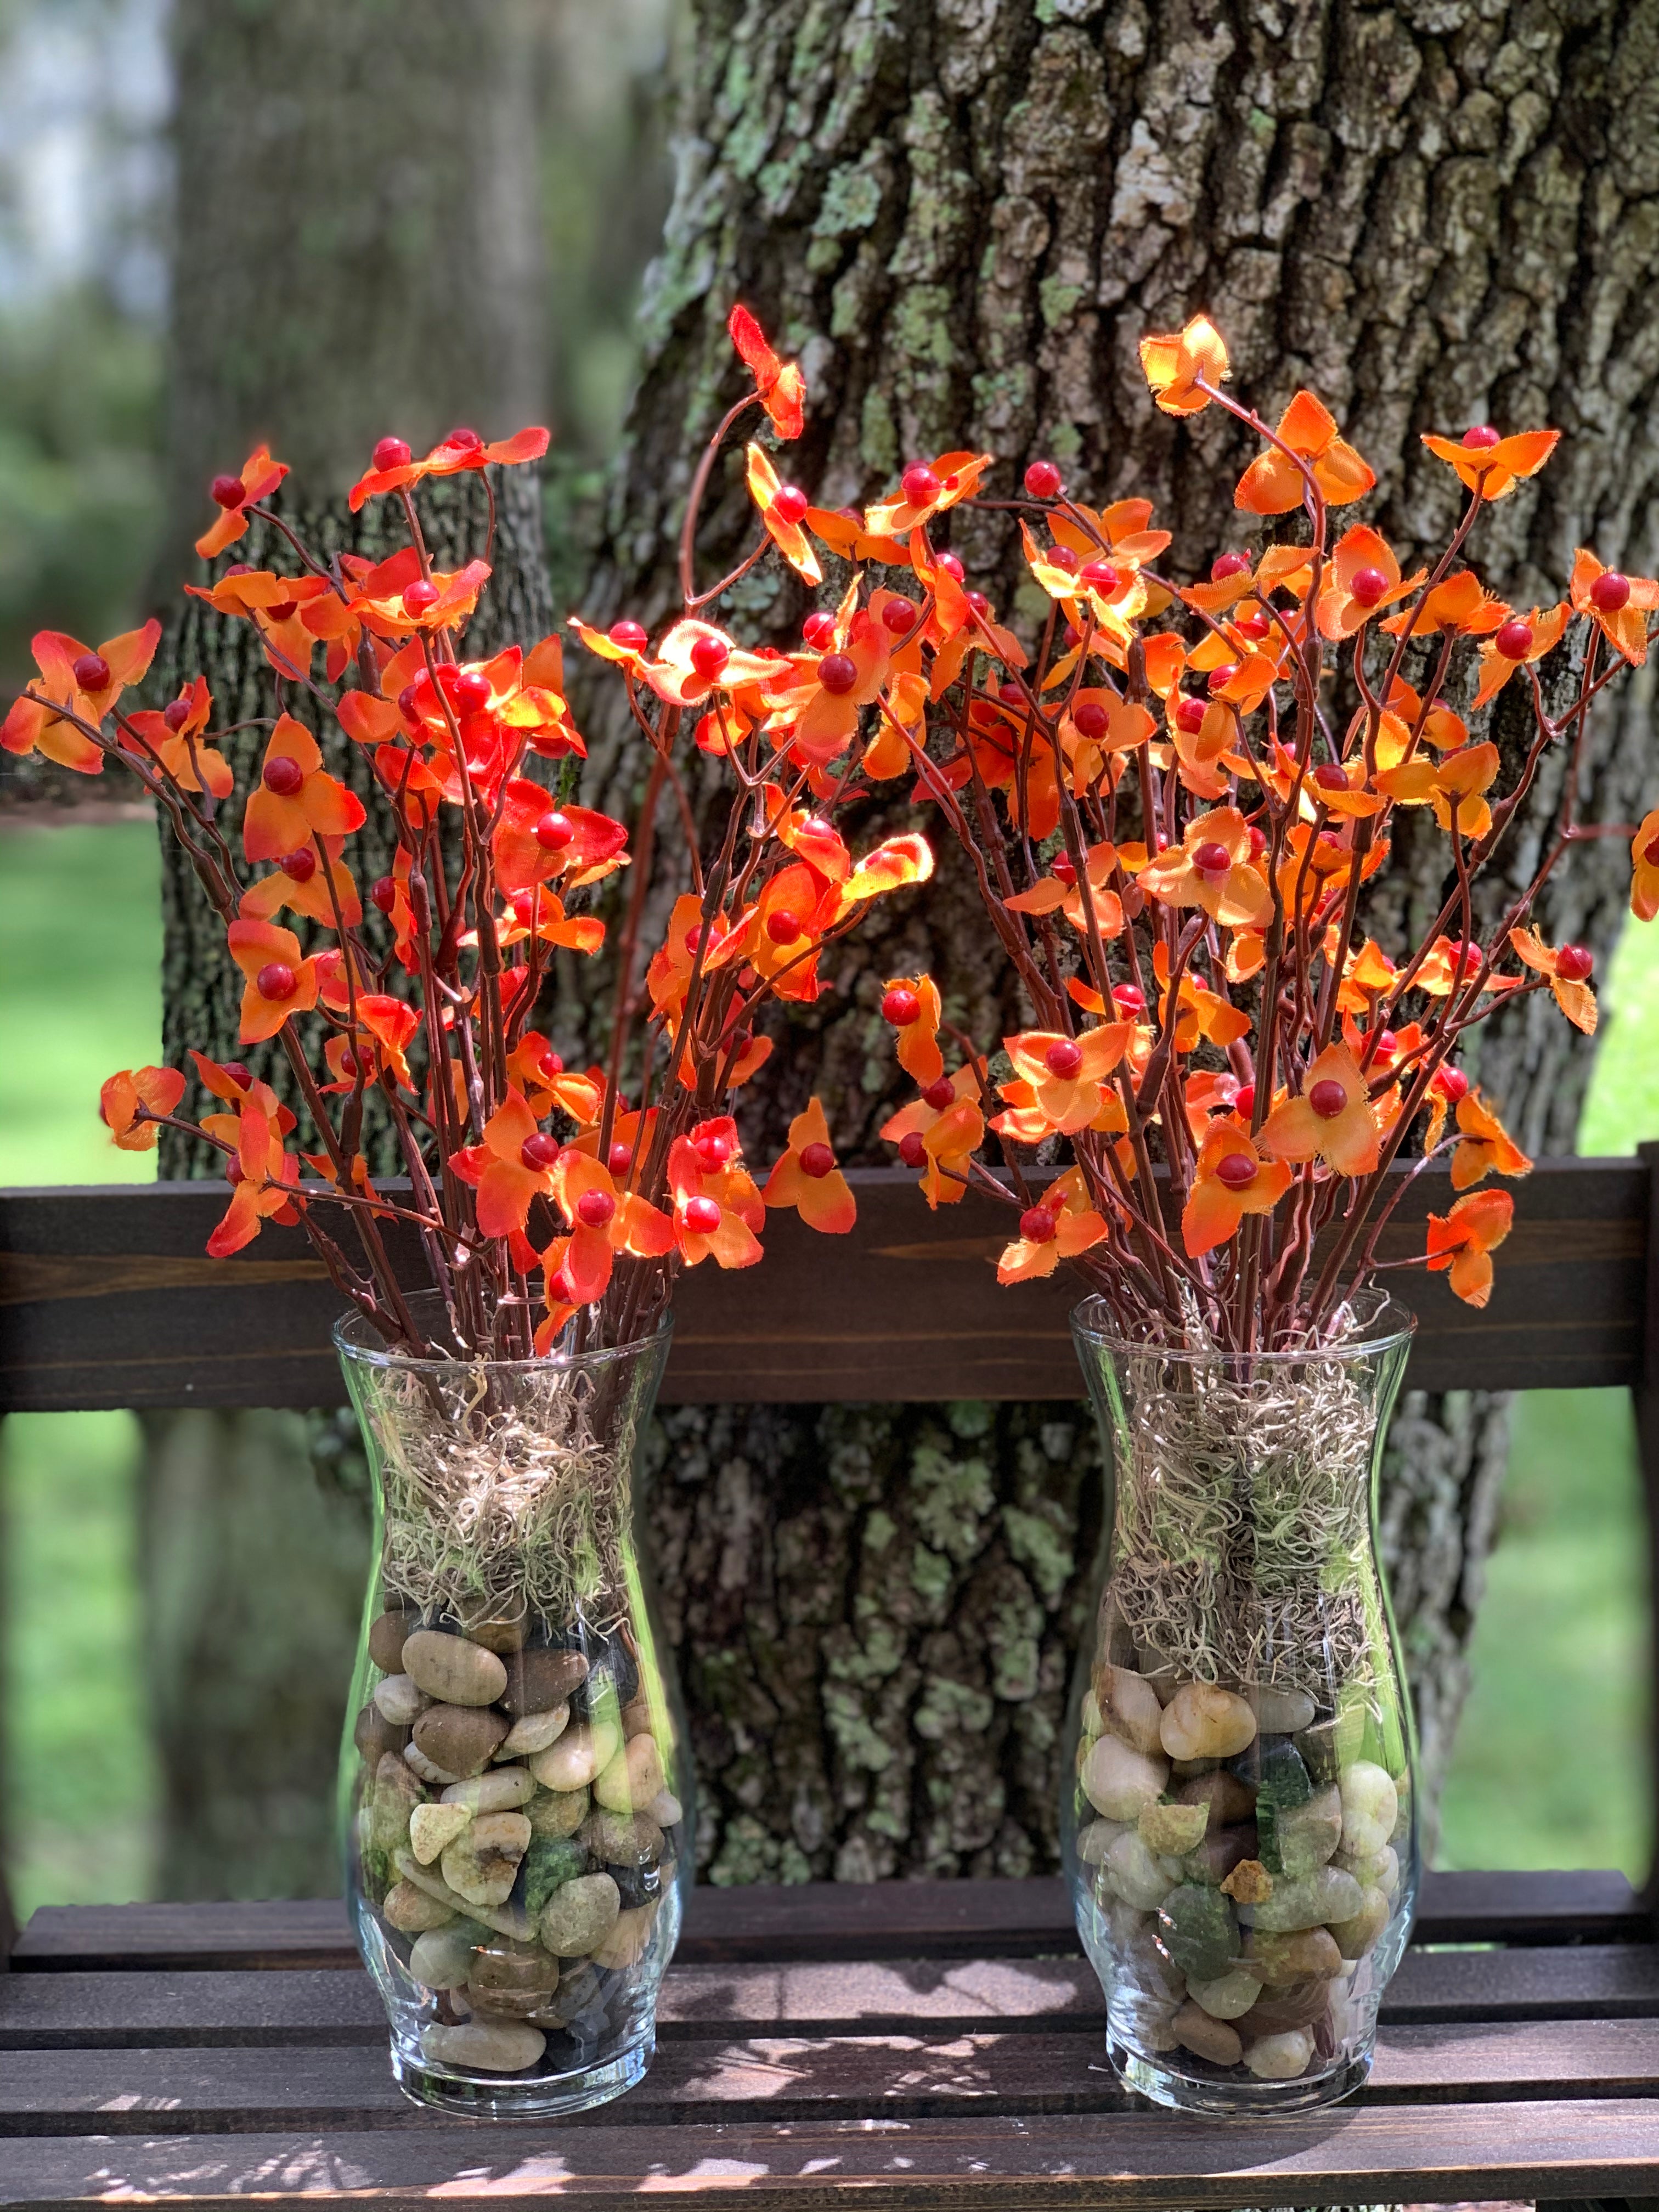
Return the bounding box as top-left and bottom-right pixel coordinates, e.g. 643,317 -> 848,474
0,0 -> 1652,1920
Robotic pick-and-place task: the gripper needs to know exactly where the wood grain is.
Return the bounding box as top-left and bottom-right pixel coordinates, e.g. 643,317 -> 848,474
1,1160 -> 1648,1412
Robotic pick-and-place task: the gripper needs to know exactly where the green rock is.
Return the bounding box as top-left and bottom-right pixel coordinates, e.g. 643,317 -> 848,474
1252,1741 -> 1312,1874
1295,1705 -> 1364,1786
521,1836 -> 588,1917
1155,1882 -> 1238,1984
1251,1865 -> 1364,1932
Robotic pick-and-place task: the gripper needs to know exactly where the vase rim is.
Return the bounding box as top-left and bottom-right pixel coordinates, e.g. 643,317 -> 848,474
1070,1285 -> 1417,1365
333,1289 -> 673,1375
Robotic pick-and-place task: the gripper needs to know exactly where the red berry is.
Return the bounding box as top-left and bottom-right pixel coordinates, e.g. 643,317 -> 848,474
223,562 -> 252,577
397,682 -> 426,723
999,680 -> 1026,707
898,1131 -> 928,1168
266,600 -> 297,624
538,1049 -> 564,1078
1434,1065 -> 1470,1103
1072,701 -> 1108,740
1024,460 -> 1063,499
256,961 -> 296,1002
402,579 -> 439,617
1349,566 -> 1390,609
1462,424 -> 1501,450
771,484 -> 810,527
1374,1029 -> 1399,1058
1044,1038 -> 1084,1079
1047,544 -> 1080,574
163,697 -> 191,731
694,1130 -> 734,1171
684,1194 -> 723,1234
765,909 -> 803,945
1175,696 -> 1207,734
1646,837 -> 1659,867
1495,618 -> 1534,660
901,461 -> 941,504
799,814 -> 834,840
510,890 -> 543,928
690,634 -> 731,680
1216,1152 -> 1257,1190
1233,1084 -> 1255,1119
1314,761 -> 1348,791
1590,570 -> 1631,613
882,985 -> 921,1025
373,437 -> 411,471
799,1141 -> 836,1179
1207,663 -> 1238,696
881,594 -> 919,633
922,1077 -> 956,1110
939,554 -> 966,582
1193,840 -> 1231,878
1019,1206 -> 1058,1244
1248,825 -> 1267,857
282,848 -> 317,882
454,670 -> 493,714
1052,855 -> 1077,887
535,810 -> 575,851
610,619 -> 648,651
1234,610 -> 1271,641
262,754 -> 303,795
445,426 -> 483,452
802,611 -> 837,649
1556,943 -> 1594,981
1113,984 -> 1146,1013
370,876 -> 398,914
608,1141 -> 633,1176
223,1062 -> 252,1090
211,473 -> 245,509
516,1132 -> 557,1172
819,651 -> 858,695
964,589 -> 989,615
72,652 -> 111,692
576,1187 -> 616,1228
434,663 -> 466,699
548,1266 -> 577,1305
1211,551 -> 1251,582
1080,560 -> 1118,592
1308,1077 -> 1347,1119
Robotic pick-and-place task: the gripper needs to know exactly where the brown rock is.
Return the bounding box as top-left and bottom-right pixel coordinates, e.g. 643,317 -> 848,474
1171,1999 -> 1243,2068
354,1702 -> 407,1765
1239,1980 -> 1331,2035
622,1697 -> 654,1740
500,1646 -> 590,1717
1184,1821 -> 1257,1886
1175,1770 -> 1256,1832
368,1609 -> 420,1674
461,1608 -> 531,1655
1246,1926 -> 1343,1985
413,1702 -> 509,1778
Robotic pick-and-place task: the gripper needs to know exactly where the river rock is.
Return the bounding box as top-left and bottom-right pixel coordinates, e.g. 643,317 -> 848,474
382,1878 -> 454,1933
500,1645 -> 589,1717
594,1733 -> 665,1813
540,1869 -> 622,1957
1252,1740 -> 1313,1871
527,1784 -> 590,1840
442,1767 -> 533,1813
409,1802 -> 472,1864
1295,1706 -> 1364,1786
370,1752 -> 426,1853
403,1741 -> 460,1787
581,1808 -> 664,1865
1160,1684 -> 1257,1762
1251,1866 -> 1364,1932
1172,1999 -> 1243,2067
402,1629 -> 507,1708
466,1935 -> 558,2015
1329,1883 -> 1392,1959
1186,1966 -> 1263,2021
1244,2027 -> 1315,2079
1335,1843 -> 1400,1898
1184,1821 -> 1257,1888
594,1901 -> 657,1970
649,1787 -> 683,1827
1105,1830 -> 1176,1911
1076,1818 -> 1127,1866
1247,1926 -> 1343,1984
1272,1784 -> 1344,1877
460,1608 -> 530,1655
1119,1917 -> 1187,2002
529,1960 -> 601,2029
414,1703 -> 509,1779
368,1607 -> 419,1674
522,1835 -> 590,1915
1081,1733 -> 1169,1821
501,1706 -> 569,1758
421,2019 -> 545,2073
1242,1981 -> 1330,2034
373,1674 -> 430,1727
1340,1762 -> 1398,1856
1139,1801 -> 1209,1857
1250,1685 -> 1317,1734
1096,1665 -> 1166,1756
531,1720 -> 620,1793
1173,1770 -> 1255,1833
623,1697 -> 655,1740
441,1811 -> 531,1907
1155,1883 -> 1238,1984
354,1703 -> 407,1765
610,1858 -> 662,1910
407,1924 -> 478,1989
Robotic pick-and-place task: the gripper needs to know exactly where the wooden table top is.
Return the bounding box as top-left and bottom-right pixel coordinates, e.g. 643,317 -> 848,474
3,1871 -> 1657,2208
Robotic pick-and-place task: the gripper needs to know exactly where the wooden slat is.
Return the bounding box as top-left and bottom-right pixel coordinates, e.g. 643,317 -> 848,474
8,1940 -> 1658,2052
10,1869 -> 1646,1974
1,1158 -> 1647,1412
4,2101 -> 1659,2207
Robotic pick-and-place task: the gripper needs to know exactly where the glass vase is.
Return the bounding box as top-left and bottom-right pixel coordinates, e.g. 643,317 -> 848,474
1062,1292 -> 1419,2114
335,1295 -> 691,2119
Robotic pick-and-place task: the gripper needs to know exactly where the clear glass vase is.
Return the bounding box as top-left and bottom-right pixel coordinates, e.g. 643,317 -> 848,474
335,1296 -> 690,2119
1062,1291 -> 1419,2114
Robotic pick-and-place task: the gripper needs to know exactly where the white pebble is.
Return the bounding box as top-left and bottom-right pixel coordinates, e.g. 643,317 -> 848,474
1250,1685 -> 1316,1734
1103,1830 -> 1175,1911
500,1706 -> 569,1757
374,1674 -> 430,1726
1081,1733 -> 1169,1821
530,1720 -> 620,1792
442,1767 -> 534,1813
1340,1761 -> 1398,1857
1159,1683 -> 1257,1762
648,1788 -> 683,1826
1076,1818 -> 1128,1866
1185,1967 -> 1263,2022
409,1802 -> 471,1865
407,1925 -> 477,1989
421,2018 -> 545,2073
1244,2027 -> 1315,2079
1097,1666 -> 1166,1757
404,1741 -> 460,1787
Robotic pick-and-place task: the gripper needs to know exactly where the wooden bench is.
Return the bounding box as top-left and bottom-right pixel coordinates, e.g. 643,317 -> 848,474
4,1158 -> 1659,2206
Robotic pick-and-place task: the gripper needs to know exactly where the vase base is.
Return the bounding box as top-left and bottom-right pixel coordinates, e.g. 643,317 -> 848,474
391,2029 -> 653,2119
1108,2035 -> 1371,2115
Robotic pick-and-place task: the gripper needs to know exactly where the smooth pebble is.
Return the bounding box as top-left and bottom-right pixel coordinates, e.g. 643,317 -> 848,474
421,2019 -> 545,2073
1185,1966 -> 1262,2021
1104,1830 -> 1176,1910
440,1810 -> 531,1907
401,1629 -> 508,1708
540,1869 -> 622,1957
500,1706 -> 569,1758
531,1720 -> 621,1793
403,1741 -> 460,1787
407,1925 -> 478,1988
368,1607 -> 419,1674
594,1732 -> 665,1813
1171,1998 -> 1242,2067
1139,1800 -> 1209,1857
1244,2027 -> 1315,2080
442,1767 -> 533,1813
593,1901 -> 657,1970
373,1674 -> 430,1727
1248,1926 -> 1343,1984
1076,1818 -> 1127,1866
409,1802 -> 472,1865
1096,1665 -> 1166,1756
1081,1733 -> 1169,1821
1251,1685 -> 1317,1734
527,1784 -> 590,1840
413,1703 -> 508,1779
382,1879 -> 454,1933
1272,1783 -> 1344,1877
499,1645 -> 589,1718
1340,1761 -> 1398,1857
1160,1684 -> 1257,1763
1251,1865 -> 1364,1933
1328,1883 -> 1392,1960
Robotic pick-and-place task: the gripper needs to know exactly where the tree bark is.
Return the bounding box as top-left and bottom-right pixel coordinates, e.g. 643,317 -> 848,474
573,0 -> 1659,1874
144,0 -> 552,1898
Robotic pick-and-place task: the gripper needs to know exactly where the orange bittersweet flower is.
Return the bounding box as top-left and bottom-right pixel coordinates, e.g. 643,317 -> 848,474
763,1098 -> 857,1235
100,1065 -> 186,1151
1139,317 -> 1228,416
195,445 -> 287,558
1471,603 -> 1570,708
727,304 -> 806,440
667,1118 -> 765,1268
882,1068 -> 985,1207
1450,1088 -> 1532,1190
865,451 -> 994,538
883,974 -> 945,1088
1181,1118 -> 1293,1256
1235,391 -> 1375,515
242,715 -> 366,865
1507,927 -> 1597,1035
347,424 -> 549,513
1421,425 -> 1559,502
225,917 -> 320,1044
1632,809 -> 1659,923
449,1090 -> 558,1240
1001,1025 -> 1133,1137
746,443 -> 821,584
121,677 -> 232,799
0,622 -> 162,774
547,1148 -> 674,1302
201,1079 -> 302,1256
997,1168 -> 1109,1283
1570,549 -> 1659,667
1315,526 -> 1425,639
1256,1043 -> 1380,1177
1137,808 -> 1273,929
1426,1187 -> 1515,1308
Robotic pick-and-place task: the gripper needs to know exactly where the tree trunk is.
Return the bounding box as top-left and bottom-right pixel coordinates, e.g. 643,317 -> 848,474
144,0 -> 552,1898
573,0 -> 1659,1874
